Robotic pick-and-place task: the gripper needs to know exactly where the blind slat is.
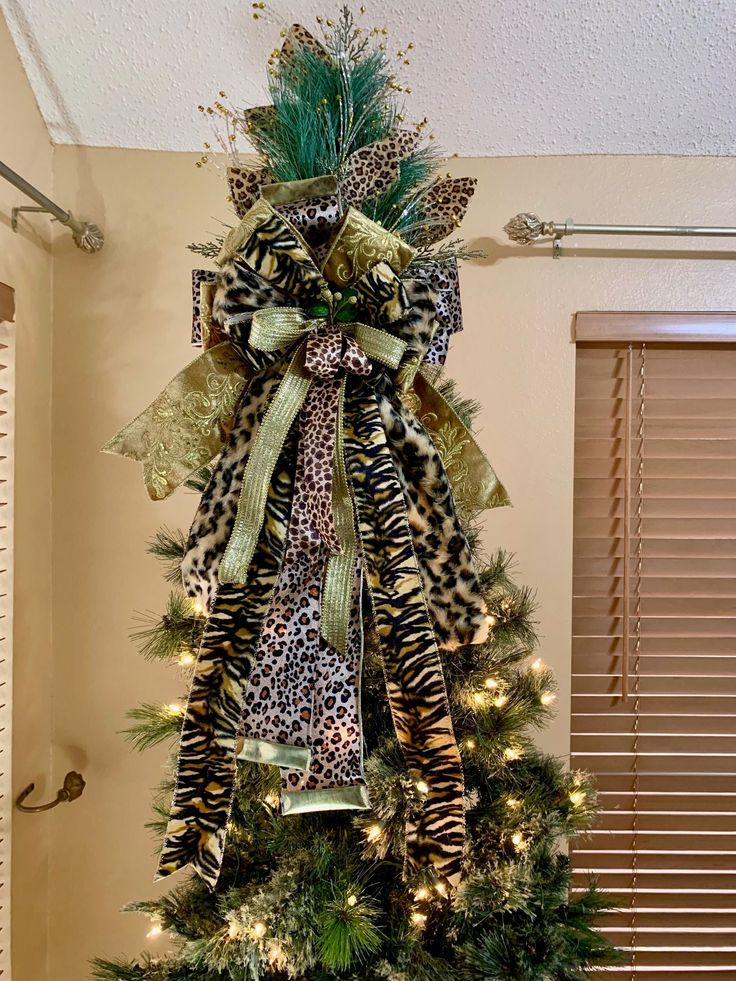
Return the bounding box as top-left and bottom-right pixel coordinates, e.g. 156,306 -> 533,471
572,339 -> 736,975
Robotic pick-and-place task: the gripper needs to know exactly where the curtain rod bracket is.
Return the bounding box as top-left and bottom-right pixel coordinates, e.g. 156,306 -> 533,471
1,160 -> 104,254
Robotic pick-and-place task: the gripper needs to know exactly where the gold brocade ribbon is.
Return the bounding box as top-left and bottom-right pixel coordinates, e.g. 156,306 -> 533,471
408,371 -> 511,515
102,342 -> 250,500
218,304 -> 407,655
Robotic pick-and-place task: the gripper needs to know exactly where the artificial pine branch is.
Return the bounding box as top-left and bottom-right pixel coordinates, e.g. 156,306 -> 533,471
147,527 -> 187,582
187,239 -> 223,259
124,703 -> 185,751
131,589 -> 203,663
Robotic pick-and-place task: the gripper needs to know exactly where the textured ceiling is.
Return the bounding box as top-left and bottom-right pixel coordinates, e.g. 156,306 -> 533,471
3,0 -> 735,156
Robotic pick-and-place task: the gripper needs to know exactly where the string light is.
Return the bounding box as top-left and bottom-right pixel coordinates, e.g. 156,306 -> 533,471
463,738 -> 477,750
493,694 -> 508,708
146,914 -> 163,939
252,921 -> 267,939
415,779 -> 429,795
366,824 -> 383,841
227,921 -> 242,940
167,703 -> 183,716
267,941 -> 286,967
263,793 -> 279,809
569,788 -> 586,807
531,658 -> 544,672
484,677 -> 499,690
506,797 -> 521,810
346,894 -> 358,907
435,881 -> 448,898
411,911 -> 427,927
178,652 -> 195,667
414,886 -> 430,901
189,597 -> 207,618
511,831 -> 528,852
540,692 -> 556,706
472,691 -> 486,707
504,746 -> 523,761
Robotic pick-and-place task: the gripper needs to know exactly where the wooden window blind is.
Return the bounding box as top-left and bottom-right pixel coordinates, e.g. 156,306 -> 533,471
0,286 -> 14,979
571,317 -> 736,979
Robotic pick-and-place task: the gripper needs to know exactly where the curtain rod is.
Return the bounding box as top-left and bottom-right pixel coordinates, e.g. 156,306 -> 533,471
0,160 -> 104,253
504,212 -> 736,257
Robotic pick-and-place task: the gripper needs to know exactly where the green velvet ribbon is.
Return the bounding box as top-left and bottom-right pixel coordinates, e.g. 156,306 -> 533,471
218,300 -> 406,655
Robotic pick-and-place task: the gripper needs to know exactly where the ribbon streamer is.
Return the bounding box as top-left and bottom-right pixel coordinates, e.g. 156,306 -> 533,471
219,301 -> 407,658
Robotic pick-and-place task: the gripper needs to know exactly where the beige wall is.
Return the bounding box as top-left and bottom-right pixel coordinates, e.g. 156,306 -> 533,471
0,11 -> 54,980
45,146 -> 736,978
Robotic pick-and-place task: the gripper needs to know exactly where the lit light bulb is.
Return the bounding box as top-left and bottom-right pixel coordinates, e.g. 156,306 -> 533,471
484,677 -> 499,690
263,793 -> 279,809
511,831 -> 529,852
415,780 -> 429,795
472,691 -> 486,707
435,881 -> 448,898
228,921 -> 241,940
569,789 -> 586,807
347,894 -> 358,907
540,691 -> 556,706
167,702 -> 183,715
486,613 -> 498,629
414,886 -> 430,901
531,659 -> 544,672
178,652 -> 195,667
506,797 -> 521,809
464,738 -> 477,750
267,942 -> 286,966
146,915 -> 163,939
367,824 -> 383,841
504,746 -> 523,761
189,597 -> 207,618
493,694 -> 508,708
252,921 -> 267,939
411,911 -> 428,927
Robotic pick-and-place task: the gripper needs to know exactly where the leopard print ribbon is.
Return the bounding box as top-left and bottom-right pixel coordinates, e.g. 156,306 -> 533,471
300,323 -> 371,553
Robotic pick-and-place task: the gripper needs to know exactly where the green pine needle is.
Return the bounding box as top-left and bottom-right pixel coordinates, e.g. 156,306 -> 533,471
147,527 -> 187,583
131,589 -> 203,663
124,702 -> 184,752
318,888 -> 383,970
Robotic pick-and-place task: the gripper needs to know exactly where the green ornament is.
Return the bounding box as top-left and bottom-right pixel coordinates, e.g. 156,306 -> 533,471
307,302 -> 330,319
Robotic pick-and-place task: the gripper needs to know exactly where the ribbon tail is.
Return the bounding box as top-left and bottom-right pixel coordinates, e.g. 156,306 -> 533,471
102,341 -> 250,500
344,381 -> 465,889
157,431 -> 296,888
410,371 -> 511,515
321,376 -> 357,656
220,345 -> 311,584
377,390 -> 490,651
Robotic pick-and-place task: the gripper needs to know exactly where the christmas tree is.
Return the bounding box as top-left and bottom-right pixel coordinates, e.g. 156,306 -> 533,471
96,9 -> 617,980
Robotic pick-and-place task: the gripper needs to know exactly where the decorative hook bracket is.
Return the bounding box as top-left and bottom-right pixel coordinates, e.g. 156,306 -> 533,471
16,770 -> 86,813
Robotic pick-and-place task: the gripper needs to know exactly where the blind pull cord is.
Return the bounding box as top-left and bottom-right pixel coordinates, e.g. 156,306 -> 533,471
630,343 -> 646,977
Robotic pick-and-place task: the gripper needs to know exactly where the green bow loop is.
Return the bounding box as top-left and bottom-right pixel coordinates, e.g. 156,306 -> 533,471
219,301 -> 408,655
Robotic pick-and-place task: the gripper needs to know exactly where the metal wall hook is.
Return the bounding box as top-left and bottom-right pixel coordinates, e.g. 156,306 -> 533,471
15,770 -> 86,813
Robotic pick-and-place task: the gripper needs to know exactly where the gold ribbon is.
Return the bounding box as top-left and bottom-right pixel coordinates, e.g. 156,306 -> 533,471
409,371 -> 511,515
102,342 -> 250,500
218,305 -> 407,655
